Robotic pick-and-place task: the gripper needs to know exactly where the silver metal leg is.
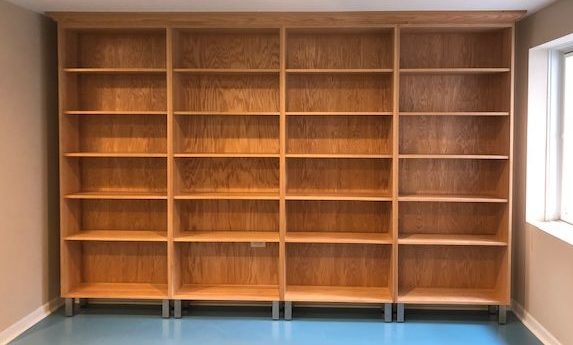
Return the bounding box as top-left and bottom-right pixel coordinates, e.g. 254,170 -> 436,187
284,301 -> 292,321
174,300 -> 182,319
396,303 -> 405,323
384,303 -> 392,322
498,305 -> 507,325
162,299 -> 170,319
488,305 -> 498,315
272,301 -> 280,320
65,298 -> 74,317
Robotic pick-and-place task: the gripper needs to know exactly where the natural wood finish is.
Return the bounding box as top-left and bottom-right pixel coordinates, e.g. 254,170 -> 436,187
64,29 -> 166,68
63,114 -> 167,154
67,282 -> 168,299
286,243 -> 391,288
66,74 -> 167,112
400,73 -> 510,113
287,115 -> 392,155
64,157 -> 167,194
174,157 -> 279,194
66,230 -> 167,242
400,27 -> 511,69
286,285 -> 391,303
175,231 -> 279,243
56,13 -> 516,307
286,74 -> 392,112
286,28 -> 393,69
398,234 -> 506,246
173,28 -> 280,69
178,243 -> 279,286
287,158 -> 392,195
399,116 -> 509,155
175,284 -> 279,301
286,232 -> 392,245
398,287 -> 502,305
399,201 -> 508,241
50,12 -> 525,27
175,115 -> 279,154
286,200 -> 391,233
399,158 -> 509,199
175,199 -> 278,233
398,245 -> 508,304
174,74 -> 279,112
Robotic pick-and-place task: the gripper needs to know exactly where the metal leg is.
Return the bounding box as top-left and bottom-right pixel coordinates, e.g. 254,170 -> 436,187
396,303 -> 405,323
488,305 -> 498,315
162,299 -> 170,319
272,301 -> 280,320
174,300 -> 182,319
284,301 -> 292,321
384,303 -> 392,322
65,298 -> 74,317
498,305 -> 507,325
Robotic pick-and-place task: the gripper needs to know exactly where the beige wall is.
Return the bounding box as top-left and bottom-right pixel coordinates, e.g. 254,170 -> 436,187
0,0 -> 59,336
514,0 -> 573,344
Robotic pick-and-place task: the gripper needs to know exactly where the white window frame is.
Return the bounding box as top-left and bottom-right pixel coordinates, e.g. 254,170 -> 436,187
560,52 -> 573,224
545,48 -> 572,224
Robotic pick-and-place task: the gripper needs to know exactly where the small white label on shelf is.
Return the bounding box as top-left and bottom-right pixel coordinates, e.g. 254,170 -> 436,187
250,242 -> 266,248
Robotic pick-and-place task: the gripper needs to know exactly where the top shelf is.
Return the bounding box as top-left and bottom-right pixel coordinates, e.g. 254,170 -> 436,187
64,68 -> 166,74
400,68 -> 509,74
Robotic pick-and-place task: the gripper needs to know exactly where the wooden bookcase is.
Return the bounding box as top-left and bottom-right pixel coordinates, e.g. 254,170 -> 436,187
53,12 -> 521,321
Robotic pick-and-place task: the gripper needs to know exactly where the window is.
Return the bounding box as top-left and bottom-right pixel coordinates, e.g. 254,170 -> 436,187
562,53 -> 573,224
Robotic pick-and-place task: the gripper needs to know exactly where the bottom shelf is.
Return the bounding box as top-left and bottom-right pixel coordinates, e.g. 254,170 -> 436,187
398,287 -> 503,305
286,285 -> 392,303
175,284 -> 279,301
66,283 -> 168,299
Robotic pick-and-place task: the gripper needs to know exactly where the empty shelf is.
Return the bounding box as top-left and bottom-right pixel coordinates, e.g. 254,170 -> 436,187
175,285 -> 279,301
65,230 -> 167,242
175,231 -> 279,243
286,232 -> 392,245
66,283 -> 168,300
398,234 -> 507,246
286,286 -> 392,303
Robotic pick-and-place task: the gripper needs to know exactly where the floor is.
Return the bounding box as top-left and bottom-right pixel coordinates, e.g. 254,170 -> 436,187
10,305 -> 541,345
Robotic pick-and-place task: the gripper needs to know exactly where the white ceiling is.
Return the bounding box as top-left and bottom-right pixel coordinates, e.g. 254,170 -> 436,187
6,0 -> 555,15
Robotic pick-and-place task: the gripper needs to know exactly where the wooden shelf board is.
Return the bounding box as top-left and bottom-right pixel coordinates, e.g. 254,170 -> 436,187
175,153 -> 280,158
64,68 -> 167,74
286,153 -> 392,159
65,192 -> 168,200
65,111 -> 167,116
398,234 -> 507,246
286,285 -> 392,303
398,287 -> 502,305
286,112 -> 393,116
399,154 -> 509,160
400,68 -> 510,74
175,231 -> 279,243
398,194 -> 508,203
175,284 -> 280,301
174,68 -> 280,74
399,112 -> 509,117
174,192 -> 280,200
66,283 -> 168,300
286,193 -> 392,202
64,152 -> 167,158
286,232 -> 392,244
65,230 -> 167,242
286,68 -> 393,74
174,111 -> 280,116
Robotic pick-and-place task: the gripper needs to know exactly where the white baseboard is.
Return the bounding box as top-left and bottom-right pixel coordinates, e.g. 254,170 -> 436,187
0,297 -> 62,345
512,300 -> 562,345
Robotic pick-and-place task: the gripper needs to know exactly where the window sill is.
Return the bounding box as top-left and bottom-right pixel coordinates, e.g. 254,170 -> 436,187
528,220 -> 573,246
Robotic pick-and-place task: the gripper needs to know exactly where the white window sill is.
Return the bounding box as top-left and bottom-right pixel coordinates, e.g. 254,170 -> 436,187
528,220 -> 573,246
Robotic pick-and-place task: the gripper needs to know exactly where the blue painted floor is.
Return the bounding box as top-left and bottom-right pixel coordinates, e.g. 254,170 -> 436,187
11,305 -> 541,345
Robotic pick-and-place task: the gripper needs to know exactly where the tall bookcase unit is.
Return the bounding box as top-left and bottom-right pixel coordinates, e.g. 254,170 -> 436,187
54,12 -> 521,322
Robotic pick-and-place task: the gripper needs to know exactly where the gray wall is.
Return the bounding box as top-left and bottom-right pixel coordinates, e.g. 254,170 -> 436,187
514,0 -> 573,343
0,0 -> 59,335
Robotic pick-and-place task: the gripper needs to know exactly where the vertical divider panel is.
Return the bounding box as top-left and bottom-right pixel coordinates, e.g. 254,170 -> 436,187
505,24 -> 515,305
167,27 -> 176,298
279,27 -> 287,300
392,26 -> 400,302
